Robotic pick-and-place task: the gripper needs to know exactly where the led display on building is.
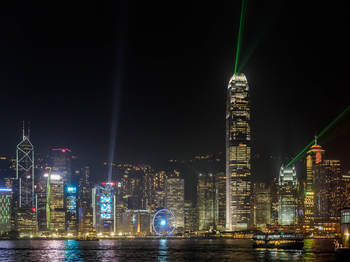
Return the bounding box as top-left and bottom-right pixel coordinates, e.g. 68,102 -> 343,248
67,187 -> 76,193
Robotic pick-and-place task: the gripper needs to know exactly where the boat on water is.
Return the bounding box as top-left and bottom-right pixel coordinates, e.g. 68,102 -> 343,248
75,236 -> 99,241
252,232 -> 304,249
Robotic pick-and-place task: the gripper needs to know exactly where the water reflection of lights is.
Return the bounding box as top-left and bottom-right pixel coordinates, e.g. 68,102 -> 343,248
255,247 -> 303,261
158,239 -> 169,262
64,240 -> 82,261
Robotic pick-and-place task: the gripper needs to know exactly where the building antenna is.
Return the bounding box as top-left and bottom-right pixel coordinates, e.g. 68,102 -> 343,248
314,131 -> 317,145
28,121 -> 30,139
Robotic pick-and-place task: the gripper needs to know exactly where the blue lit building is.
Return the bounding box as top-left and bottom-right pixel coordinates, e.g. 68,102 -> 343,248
66,186 -> 77,234
92,183 -> 116,234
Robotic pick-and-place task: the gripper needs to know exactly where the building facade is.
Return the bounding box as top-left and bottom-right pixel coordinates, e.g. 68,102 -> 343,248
92,183 -> 116,234
253,184 -> 271,228
226,72 -> 251,231
278,165 -> 297,226
0,188 -> 12,234
215,172 -> 226,230
47,173 -> 65,234
164,174 -> 184,229
52,148 -> 72,186
184,200 -> 197,231
66,186 -> 77,234
305,143 -> 325,229
197,173 -> 215,230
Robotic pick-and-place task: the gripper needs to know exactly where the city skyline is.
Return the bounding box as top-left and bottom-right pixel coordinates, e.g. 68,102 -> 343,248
0,1 -> 349,185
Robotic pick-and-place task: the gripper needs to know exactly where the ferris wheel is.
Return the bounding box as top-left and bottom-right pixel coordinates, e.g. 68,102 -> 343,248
153,209 -> 176,236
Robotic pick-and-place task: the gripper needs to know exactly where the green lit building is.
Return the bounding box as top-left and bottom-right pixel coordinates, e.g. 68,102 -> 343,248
0,188 -> 12,234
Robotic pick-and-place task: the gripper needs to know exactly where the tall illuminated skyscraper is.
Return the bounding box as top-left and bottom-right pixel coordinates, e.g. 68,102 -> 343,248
52,148 -> 72,186
305,141 -> 324,229
197,173 -> 215,230
215,172 -> 226,230
47,173 -> 65,234
278,165 -> 297,226
164,172 -> 184,229
226,73 -> 251,231
92,183 -> 116,234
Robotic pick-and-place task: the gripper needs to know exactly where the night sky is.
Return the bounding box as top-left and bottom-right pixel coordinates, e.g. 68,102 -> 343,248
1,1 -> 349,184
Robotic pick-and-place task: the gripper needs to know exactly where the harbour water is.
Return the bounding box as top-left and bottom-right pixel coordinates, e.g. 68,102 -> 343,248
0,238 -> 336,261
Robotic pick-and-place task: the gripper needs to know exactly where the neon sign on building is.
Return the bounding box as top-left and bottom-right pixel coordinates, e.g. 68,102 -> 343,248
316,151 -> 322,164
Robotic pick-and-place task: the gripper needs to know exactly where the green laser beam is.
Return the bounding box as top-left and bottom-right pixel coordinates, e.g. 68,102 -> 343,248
234,0 -> 247,74
286,105 -> 350,166
318,119 -> 350,146
237,0 -> 285,73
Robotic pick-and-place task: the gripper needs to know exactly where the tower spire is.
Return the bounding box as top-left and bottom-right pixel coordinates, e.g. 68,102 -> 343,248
314,131 -> 317,145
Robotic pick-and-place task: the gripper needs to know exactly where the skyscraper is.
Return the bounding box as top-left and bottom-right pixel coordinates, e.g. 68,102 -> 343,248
0,188 -> 12,234
16,122 -> 35,208
66,186 -> 77,234
52,148 -> 72,186
278,165 -> 297,226
47,173 -> 65,234
226,73 -> 251,231
253,183 -> 271,228
197,173 -> 215,230
164,172 -> 184,229
92,183 -> 116,234
305,142 -> 324,229
215,172 -> 226,230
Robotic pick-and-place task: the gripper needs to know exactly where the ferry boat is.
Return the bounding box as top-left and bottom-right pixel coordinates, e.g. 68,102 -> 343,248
252,232 -> 304,249
75,236 -> 99,241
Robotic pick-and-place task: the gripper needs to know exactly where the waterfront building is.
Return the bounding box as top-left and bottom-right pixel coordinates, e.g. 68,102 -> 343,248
184,200 -> 197,231
296,179 -> 306,226
0,188 -> 12,234
122,209 -> 150,235
341,171 -> 350,209
36,172 -> 48,232
115,181 -> 124,233
197,173 -> 215,230
77,167 -> 92,208
315,159 -> 341,220
278,165 -> 297,226
270,178 -> 279,225
16,123 -> 35,208
215,172 -> 226,230
52,148 -> 72,186
226,73 -> 251,231
253,183 -> 271,228
47,173 -> 65,234
66,186 -> 77,234
92,183 -> 116,234
77,207 -> 94,235
305,142 -> 324,229
16,207 -> 37,236
341,208 -> 350,248
164,173 -> 184,229
122,209 -> 133,233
